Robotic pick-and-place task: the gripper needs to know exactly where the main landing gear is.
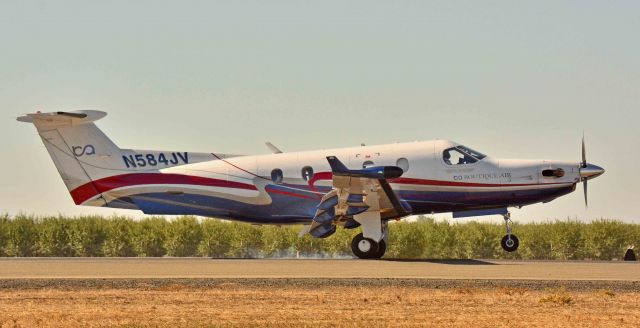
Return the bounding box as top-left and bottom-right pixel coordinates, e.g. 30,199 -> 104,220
350,214 -> 388,259
501,212 -> 519,252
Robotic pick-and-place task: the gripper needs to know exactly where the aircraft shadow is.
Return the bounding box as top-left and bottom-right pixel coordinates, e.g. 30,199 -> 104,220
381,259 -> 497,265
205,258 -> 498,265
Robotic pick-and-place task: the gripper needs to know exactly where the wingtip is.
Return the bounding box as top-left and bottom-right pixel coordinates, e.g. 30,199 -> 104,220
326,156 -> 348,172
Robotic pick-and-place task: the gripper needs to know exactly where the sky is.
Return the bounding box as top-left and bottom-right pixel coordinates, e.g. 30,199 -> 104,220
0,1 -> 638,222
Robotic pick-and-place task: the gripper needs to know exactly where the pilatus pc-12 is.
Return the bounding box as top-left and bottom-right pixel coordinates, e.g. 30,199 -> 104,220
19,110 -> 605,258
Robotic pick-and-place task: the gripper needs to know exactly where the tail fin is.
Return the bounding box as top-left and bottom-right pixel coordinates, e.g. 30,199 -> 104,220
19,110 -> 228,208
18,110 -> 122,206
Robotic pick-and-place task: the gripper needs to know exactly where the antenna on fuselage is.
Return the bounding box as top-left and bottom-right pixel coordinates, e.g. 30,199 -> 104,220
265,142 -> 283,154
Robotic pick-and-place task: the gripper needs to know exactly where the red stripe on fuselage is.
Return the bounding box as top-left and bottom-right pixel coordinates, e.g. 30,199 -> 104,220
265,188 -> 318,200
70,171 -> 570,206
308,172 -> 568,188
388,177 -> 568,187
307,171 -> 333,191
70,173 -> 257,205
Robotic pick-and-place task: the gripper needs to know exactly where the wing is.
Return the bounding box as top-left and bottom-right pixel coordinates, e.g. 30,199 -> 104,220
308,156 -> 411,238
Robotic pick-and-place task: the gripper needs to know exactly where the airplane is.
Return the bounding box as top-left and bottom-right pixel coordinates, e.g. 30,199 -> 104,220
18,110 -> 605,259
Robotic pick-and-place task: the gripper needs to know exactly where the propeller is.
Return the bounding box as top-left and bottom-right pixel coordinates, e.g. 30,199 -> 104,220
579,135 -> 605,208
583,175 -> 588,208
581,135 -> 587,168
581,136 -> 588,207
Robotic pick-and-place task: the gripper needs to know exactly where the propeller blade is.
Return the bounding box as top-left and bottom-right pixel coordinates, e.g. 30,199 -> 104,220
583,179 -> 588,208
581,135 -> 586,167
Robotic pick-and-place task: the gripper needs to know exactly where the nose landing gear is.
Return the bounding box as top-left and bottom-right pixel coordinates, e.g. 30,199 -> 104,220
501,212 -> 519,252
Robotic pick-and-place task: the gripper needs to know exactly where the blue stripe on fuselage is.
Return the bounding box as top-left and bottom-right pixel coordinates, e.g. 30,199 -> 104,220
401,184 -> 576,214
105,183 -> 576,224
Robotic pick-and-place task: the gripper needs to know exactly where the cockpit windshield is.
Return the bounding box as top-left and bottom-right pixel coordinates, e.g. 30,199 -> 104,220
443,145 -> 487,165
456,145 -> 486,160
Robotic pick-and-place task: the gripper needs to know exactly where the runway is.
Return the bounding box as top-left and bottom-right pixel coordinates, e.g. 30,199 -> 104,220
0,258 -> 638,280
1,258 -> 638,327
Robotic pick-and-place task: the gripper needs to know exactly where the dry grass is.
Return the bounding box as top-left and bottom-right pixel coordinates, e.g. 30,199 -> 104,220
0,284 -> 638,327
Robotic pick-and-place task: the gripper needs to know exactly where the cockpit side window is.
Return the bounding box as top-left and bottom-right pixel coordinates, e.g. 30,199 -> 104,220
456,145 -> 487,160
443,147 -> 478,165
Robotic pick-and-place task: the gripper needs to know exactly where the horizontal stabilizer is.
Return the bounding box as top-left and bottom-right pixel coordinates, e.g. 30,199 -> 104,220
18,110 -> 107,126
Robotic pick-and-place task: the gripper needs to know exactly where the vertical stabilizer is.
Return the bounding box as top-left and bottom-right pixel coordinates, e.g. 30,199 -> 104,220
18,111 -> 120,206
19,110 -> 228,209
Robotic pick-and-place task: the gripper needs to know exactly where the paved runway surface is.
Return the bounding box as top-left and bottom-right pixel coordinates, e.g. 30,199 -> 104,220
0,258 -> 638,280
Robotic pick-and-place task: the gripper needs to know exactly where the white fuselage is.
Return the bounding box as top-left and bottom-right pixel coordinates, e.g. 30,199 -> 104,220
120,139 -> 580,223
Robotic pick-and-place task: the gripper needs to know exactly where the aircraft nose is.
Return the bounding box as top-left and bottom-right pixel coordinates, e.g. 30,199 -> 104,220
580,163 -> 605,180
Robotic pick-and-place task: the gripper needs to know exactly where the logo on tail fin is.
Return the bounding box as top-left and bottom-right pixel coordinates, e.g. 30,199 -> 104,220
72,145 -> 96,157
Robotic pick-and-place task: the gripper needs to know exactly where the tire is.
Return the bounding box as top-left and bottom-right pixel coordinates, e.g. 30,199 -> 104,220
501,234 -> 519,252
372,239 -> 386,259
351,233 -> 380,259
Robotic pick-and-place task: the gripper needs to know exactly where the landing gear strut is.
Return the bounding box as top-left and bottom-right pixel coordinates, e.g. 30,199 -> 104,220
349,190 -> 388,259
501,212 -> 519,252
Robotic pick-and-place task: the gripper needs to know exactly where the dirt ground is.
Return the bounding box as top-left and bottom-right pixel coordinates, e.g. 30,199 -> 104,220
0,279 -> 638,327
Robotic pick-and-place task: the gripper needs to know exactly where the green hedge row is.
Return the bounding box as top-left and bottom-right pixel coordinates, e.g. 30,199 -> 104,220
0,215 -> 637,260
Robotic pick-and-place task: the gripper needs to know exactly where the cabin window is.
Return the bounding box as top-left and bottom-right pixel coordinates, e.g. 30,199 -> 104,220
362,160 -> 375,168
396,158 -> 409,173
443,148 -> 477,165
301,166 -> 314,181
271,168 -> 283,184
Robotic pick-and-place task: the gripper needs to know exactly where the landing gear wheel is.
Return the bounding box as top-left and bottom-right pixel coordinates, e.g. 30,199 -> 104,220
372,240 -> 386,259
501,234 -> 519,252
351,233 -> 380,259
